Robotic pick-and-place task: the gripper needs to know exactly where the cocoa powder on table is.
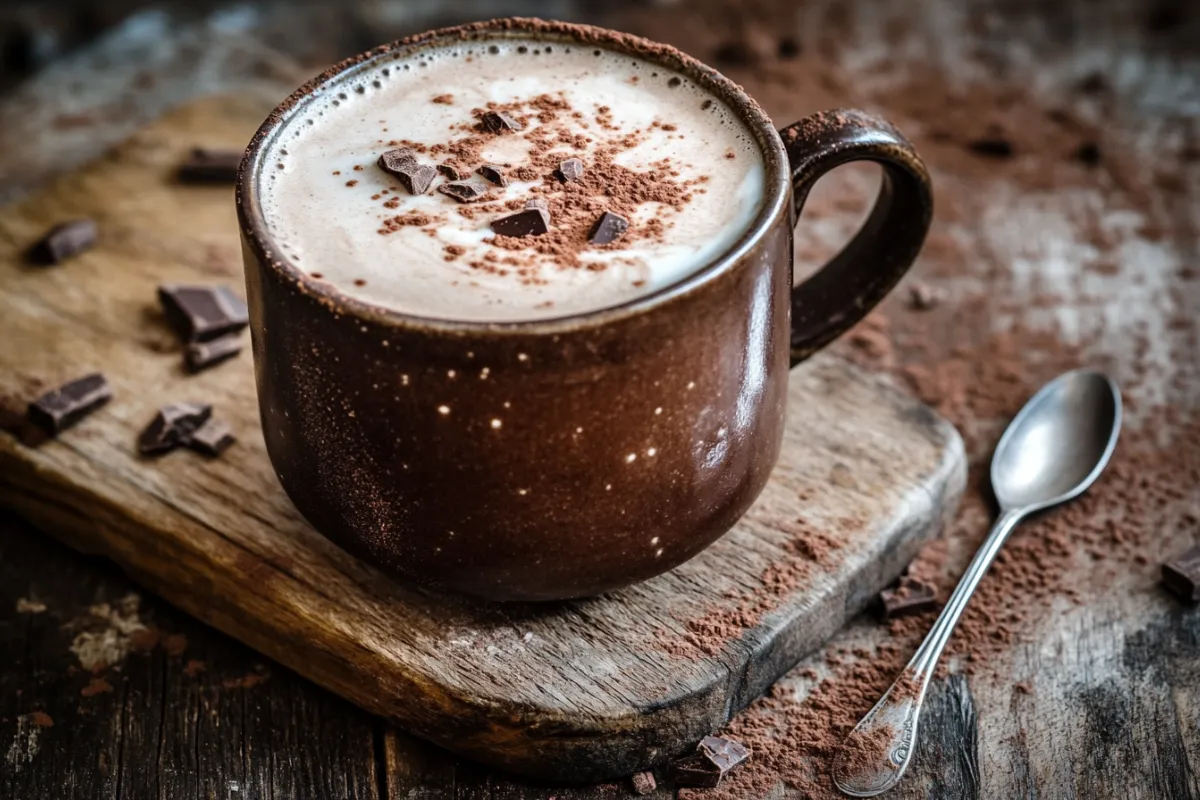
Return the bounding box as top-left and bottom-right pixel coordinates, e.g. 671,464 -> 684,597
609,0 -> 1200,796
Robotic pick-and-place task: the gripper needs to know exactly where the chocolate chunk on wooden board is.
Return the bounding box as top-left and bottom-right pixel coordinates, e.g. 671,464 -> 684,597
138,403 -> 212,455
177,147 -> 242,183
1162,546 -> 1200,601
879,576 -> 938,618
185,334 -> 243,373
158,285 -> 249,343
187,418 -> 236,457
27,373 -> 112,434
29,219 -> 97,264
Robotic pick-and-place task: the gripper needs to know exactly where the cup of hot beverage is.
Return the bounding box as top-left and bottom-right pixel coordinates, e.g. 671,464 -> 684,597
237,18 -> 932,601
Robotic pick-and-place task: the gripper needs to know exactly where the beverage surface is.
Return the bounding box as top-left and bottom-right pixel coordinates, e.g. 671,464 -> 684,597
257,37 -> 767,322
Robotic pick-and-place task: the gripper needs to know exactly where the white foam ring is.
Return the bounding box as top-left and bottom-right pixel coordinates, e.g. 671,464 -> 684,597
258,38 -> 766,322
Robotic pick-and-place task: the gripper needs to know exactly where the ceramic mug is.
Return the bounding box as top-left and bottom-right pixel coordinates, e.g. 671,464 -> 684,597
237,19 -> 932,601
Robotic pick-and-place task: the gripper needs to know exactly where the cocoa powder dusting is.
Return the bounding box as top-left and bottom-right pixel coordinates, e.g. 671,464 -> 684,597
606,1 -> 1200,797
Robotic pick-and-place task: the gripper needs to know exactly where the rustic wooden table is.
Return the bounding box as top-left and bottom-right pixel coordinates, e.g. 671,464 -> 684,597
2,1 -> 1198,798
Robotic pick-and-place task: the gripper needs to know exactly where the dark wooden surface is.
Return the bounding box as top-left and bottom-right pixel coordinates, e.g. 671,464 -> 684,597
3,0 -> 1200,797
9,512 -> 1197,799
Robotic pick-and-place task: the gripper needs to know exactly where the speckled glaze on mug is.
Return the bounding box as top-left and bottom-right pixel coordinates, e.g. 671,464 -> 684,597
237,18 -> 932,601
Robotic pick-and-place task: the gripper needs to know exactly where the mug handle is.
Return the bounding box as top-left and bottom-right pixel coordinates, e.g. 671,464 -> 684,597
779,109 -> 933,366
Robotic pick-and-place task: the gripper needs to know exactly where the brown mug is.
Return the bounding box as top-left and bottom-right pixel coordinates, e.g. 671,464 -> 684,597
237,19 -> 932,602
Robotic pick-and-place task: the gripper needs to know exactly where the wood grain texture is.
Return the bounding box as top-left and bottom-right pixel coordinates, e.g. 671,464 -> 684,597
0,94 -> 964,782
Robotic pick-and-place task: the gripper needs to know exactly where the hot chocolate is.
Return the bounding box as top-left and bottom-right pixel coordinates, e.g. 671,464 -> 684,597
256,37 -> 767,322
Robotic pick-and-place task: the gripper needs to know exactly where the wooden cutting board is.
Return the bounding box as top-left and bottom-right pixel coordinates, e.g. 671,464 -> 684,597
0,94 -> 965,783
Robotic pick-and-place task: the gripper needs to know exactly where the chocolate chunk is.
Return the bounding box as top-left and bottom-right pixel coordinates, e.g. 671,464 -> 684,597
29,219 -> 97,265
698,735 -> 750,773
438,163 -> 465,181
879,576 -> 939,618
477,164 -> 508,186
0,405 -> 51,448
158,285 -> 249,343
185,333 -> 243,373
437,181 -> 488,203
28,373 -> 112,435
138,403 -> 212,455
491,207 -> 549,238
479,110 -> 522,134
378,149 -> 436,195
187,418 -> 236,457
669,755 -> 722,788
177,148 -> 242,184
630,771 -> 656,795
1162,546 -> 1200,601
378,148 -> 417,173
557,158 -> 584,182
967,137 -> 1014,158
589,211 -> 629,245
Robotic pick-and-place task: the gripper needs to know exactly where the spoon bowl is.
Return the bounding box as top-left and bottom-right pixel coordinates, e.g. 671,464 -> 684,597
991,369 -> 1122,512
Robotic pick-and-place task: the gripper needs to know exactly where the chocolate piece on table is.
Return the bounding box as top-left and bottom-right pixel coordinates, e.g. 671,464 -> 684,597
479,110 -> 522,133
477,164 -> 508,186
0,405 -> 51,448
629,771 -> 656,795
669,755 -> 722,789
27,373 -> 112,435
437,181 -> 487,203
491,207 -> 550,238
697,735 -> 750,773
29,219 -> 97,265
438,163 -> 465,181
588,210 -> 629,245
158,285 -> 249,343
138,403 -> 213,455
557,157 -> 584,182
177,147 -> 242,184
879,576 -> 939,618
188,418 -> 236,457
185,333 -> 243,373
378,149 -> 436,195
1162,546 -> 1200,601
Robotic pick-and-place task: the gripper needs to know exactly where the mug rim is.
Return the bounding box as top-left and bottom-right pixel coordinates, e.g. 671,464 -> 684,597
236,16 -> 792,335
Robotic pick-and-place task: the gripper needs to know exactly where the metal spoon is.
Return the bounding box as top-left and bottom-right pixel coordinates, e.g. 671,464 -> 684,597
832,369 -> 1122,797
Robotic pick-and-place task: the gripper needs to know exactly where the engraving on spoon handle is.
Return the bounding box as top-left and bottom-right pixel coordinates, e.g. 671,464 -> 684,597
912,508 -> 1026,674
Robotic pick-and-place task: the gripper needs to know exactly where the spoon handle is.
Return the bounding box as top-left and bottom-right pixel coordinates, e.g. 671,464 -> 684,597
910,507 -> 1025,675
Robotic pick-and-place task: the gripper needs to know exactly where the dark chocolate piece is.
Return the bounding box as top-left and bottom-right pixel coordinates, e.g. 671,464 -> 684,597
378,148 -> 417,173
879,576 -> 939,618
698,735 -> 750,773
630,771 -> 656,795
557,158 -> 584,182
0,405 -> 51,448
138,403 -> 213,455
1075,141 -> 1101,166
29,219 -> 97,265
967,137 -> 1014,158
438,163 -> 465,181
1162,546 -> 1200,601
378,149 -> 435,195
185,333 -> 243,373
437,181 -> 488,203
479,110 -> 522,133
177,148 -> 242,184
588,211 -> 629,245
491,207 -> 549,238
158,285 -> 249,343
188,418 -> 236,457
669,755 -> 722,789
477,164 -> 508,186
27,373 -> 112,435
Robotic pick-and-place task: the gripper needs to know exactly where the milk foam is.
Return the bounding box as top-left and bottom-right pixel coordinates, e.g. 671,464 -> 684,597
257,38 -> 767,322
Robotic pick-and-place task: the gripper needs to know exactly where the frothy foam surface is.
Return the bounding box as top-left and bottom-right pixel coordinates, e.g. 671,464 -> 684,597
257,38 -> 766,322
